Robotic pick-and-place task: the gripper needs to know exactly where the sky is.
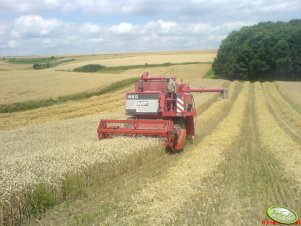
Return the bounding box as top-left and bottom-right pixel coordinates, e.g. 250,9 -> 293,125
0,0 -> 300,56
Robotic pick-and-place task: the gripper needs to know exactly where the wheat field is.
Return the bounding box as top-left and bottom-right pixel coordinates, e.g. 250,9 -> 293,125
0,52 -> 214,105
0,51 -> 301,226
54,52 -> 216,71
0,70 -> 136,104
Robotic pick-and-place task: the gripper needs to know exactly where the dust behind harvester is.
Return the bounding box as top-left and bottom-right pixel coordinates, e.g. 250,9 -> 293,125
98,72 -> 228,151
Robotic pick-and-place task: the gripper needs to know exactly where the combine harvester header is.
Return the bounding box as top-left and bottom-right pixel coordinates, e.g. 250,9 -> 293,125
98,72 -> 228,151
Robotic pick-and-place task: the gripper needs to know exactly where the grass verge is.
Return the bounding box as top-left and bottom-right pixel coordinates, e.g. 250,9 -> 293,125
5,57 -> 62,64
33,58 -> 75,69
0,77 -> 138,113
3,57 -> 75,69
203,67 -> 215,79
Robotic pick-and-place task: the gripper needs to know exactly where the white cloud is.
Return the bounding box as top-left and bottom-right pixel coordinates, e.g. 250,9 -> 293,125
259,0 -> 300,13
8,40 -> 18,48
1,0 -> 299,21
89,38 -> 104,43
191,23 -> 212,33
157,20 -> 177,30
207,34 -> 227,42
41,38 -> 57,48
0,0 -> 299,55
142,20 -> 180,36
0,24 -> 6,36
110,23 -> 135,34
13,15 -> 62,37
10,30 -> 20,38
211,21 -> 255,33
0,0 -> 60,13
80,23 -> 102,34
0,16 -> 258,55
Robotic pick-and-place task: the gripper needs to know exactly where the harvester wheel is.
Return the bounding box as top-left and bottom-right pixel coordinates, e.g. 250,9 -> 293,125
174,128 -> 186,151
170,118 -> 186,151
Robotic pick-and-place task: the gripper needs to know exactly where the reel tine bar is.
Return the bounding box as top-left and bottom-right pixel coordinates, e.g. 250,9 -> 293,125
98,119 -> 174,139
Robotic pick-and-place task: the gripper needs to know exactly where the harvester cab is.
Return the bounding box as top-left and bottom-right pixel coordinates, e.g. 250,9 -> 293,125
98,72 -> 228,151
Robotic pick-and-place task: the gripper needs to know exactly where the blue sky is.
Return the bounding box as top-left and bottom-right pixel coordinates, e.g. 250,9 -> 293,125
0,0 -> 300,56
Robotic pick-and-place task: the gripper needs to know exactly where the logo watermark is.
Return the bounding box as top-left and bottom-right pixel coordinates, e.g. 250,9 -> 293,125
263,206 -> 299,225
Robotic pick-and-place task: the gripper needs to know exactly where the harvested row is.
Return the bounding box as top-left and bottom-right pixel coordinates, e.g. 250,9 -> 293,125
264,82 -> 301,124
192,79 -> 230,107
103,82 -> 249,225
263,82 -> 301,139
169,84 -> 255,226
274,81 -> 301,111
255,83 -> 301,189
195,81 -> 240,137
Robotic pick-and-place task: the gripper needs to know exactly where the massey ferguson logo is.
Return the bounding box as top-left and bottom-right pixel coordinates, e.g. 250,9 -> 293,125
137,101 -> 149,106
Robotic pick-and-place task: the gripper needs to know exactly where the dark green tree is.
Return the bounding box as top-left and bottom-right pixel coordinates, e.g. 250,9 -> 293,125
213,19 -> 301,81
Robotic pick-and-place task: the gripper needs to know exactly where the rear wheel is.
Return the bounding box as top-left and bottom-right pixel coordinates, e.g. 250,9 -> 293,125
174,128 -> 187,151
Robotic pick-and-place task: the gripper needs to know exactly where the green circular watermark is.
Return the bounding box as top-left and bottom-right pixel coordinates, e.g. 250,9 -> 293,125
267,206 -> 299,225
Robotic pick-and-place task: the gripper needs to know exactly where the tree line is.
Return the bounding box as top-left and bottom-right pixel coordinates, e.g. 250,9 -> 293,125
213,19 -> 301,81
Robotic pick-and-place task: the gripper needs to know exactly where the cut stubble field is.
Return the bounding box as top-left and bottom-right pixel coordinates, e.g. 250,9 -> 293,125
275,81 -> 301,108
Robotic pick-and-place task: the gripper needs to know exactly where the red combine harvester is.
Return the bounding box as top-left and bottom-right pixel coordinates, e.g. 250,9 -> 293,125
97,72 -> 228,151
